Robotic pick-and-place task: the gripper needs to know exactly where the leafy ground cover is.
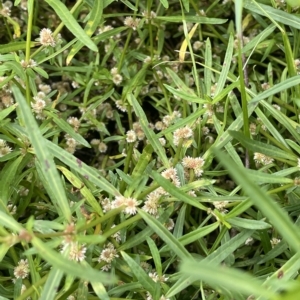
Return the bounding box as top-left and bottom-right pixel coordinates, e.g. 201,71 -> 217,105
1,0 -> 300,299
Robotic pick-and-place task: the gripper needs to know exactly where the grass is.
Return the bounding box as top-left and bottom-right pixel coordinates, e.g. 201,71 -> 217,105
1,0 -> 300,299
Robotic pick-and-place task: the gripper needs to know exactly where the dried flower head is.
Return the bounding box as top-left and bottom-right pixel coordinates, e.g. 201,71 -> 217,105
98,242 -> 119,263
112,195 -> 139,215
39,28 -> 56,47
126,130 -> 137,143
161,167 -> 180,187
14,259 -> 29,279
182,156 -> 205,177
124,16 -> 141,30
142,191 -> 161,216
254,153 -> 274,165
31,98 -> 46,114
173,125 -> 193,147
0,139 -> 12,157
62,242 -> 86,262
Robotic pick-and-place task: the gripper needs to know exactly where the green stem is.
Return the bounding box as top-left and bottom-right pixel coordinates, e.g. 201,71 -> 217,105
16,274 -> 48,300
268,183 -> 294,195
25,1 -> 34,105
118,29 -> 132,72
102,214 -> 142,239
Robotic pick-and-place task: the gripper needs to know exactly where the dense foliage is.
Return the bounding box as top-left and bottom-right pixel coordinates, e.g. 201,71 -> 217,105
1,0 -> 300,299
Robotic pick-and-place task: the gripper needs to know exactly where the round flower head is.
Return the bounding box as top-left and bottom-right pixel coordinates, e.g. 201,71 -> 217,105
39,28 -> 56,47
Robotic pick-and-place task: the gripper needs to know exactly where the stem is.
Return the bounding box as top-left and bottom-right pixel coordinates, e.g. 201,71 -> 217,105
25,1 -> 34,105
118,29 -> 132,72
237,33 -> 250,167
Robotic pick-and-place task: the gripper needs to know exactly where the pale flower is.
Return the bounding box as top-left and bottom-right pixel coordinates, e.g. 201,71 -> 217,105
14,259 -> 29,279
98,243 -> 119,263
173,126 -> 193,147
254,152 -> 274,165
126,130 -> 137,143
39,28 -> 56,47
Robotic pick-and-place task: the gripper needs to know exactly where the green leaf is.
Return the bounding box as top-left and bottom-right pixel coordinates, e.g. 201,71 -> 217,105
242,24 -> 276,54
227,217 -> 271,230
259,101 -> 300,144
40,267 -> 64,300
151,171 -> 208,211
44,0 -> 98,52
164,84 -> 206,103
159,0 -> 169,8
245,169 -> 294,185
67,0 -> 103,64
43,110 -> 90,148
167,228 -> 256,298
214,34 -> 234,97
0,156 -> 23,209
31,236 -> 116,283
118,208 -> 172,251
130,94 -> 169,168
0,41 -> 37,54
58,166 -> 103,216
45,140 -> 119,197
90,281 -> 110,300
180,259 -> 277,299
156,16 -> 227,24
244,0 -> 300,30
138,209 -> 193,260
147,237 -> 162,275
12,86 -> 72,221
229,130 -> 297,161
121,251 -> 156,295
0,210 -> 23,232
213,149 -> 300,252
4,61 -> 26,81
160,222 -> 219,253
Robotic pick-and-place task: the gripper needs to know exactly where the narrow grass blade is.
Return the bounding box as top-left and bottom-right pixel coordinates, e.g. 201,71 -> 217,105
242,24 -> 276,54
260,101 -> 300,144
245,169 -> 294,185
151,170 -> 207,211
44,111 -> 90,148
214,34 -> 233,97
213,149 -> 300,252
45,140 -> 119,197
40,267 -> 63,300
130,94 -> 169,167
57,166 -> 103,216
12,86 -> 71,221
0,210 -> 23,232
90,281 -> 109,300
205,229 -> 255,264
31,236 -> 116,283
244,0 -> 300,30
229,130 -> 297,161
0,156 -> 23,208
204,38 -> 212,95
249,76 -> 300,104
121,251 -> 156,295
0,41 -> 37,54
227,217 -> 271,230
156,16 -> 227,24
160,222 -> 219,253
147,237 -> 162,275
66,0 -> 103,64
138,209 -> 192,260
180,259 -> 276,299
255,107 -> 289,148
44,0 -> 98,52
118,208 -> 171,251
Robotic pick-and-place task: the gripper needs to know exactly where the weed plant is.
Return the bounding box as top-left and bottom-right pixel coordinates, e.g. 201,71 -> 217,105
1,0 -> 300,299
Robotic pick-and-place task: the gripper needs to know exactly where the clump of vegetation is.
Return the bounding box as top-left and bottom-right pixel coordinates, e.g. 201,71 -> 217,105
1,0 -> 300,299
